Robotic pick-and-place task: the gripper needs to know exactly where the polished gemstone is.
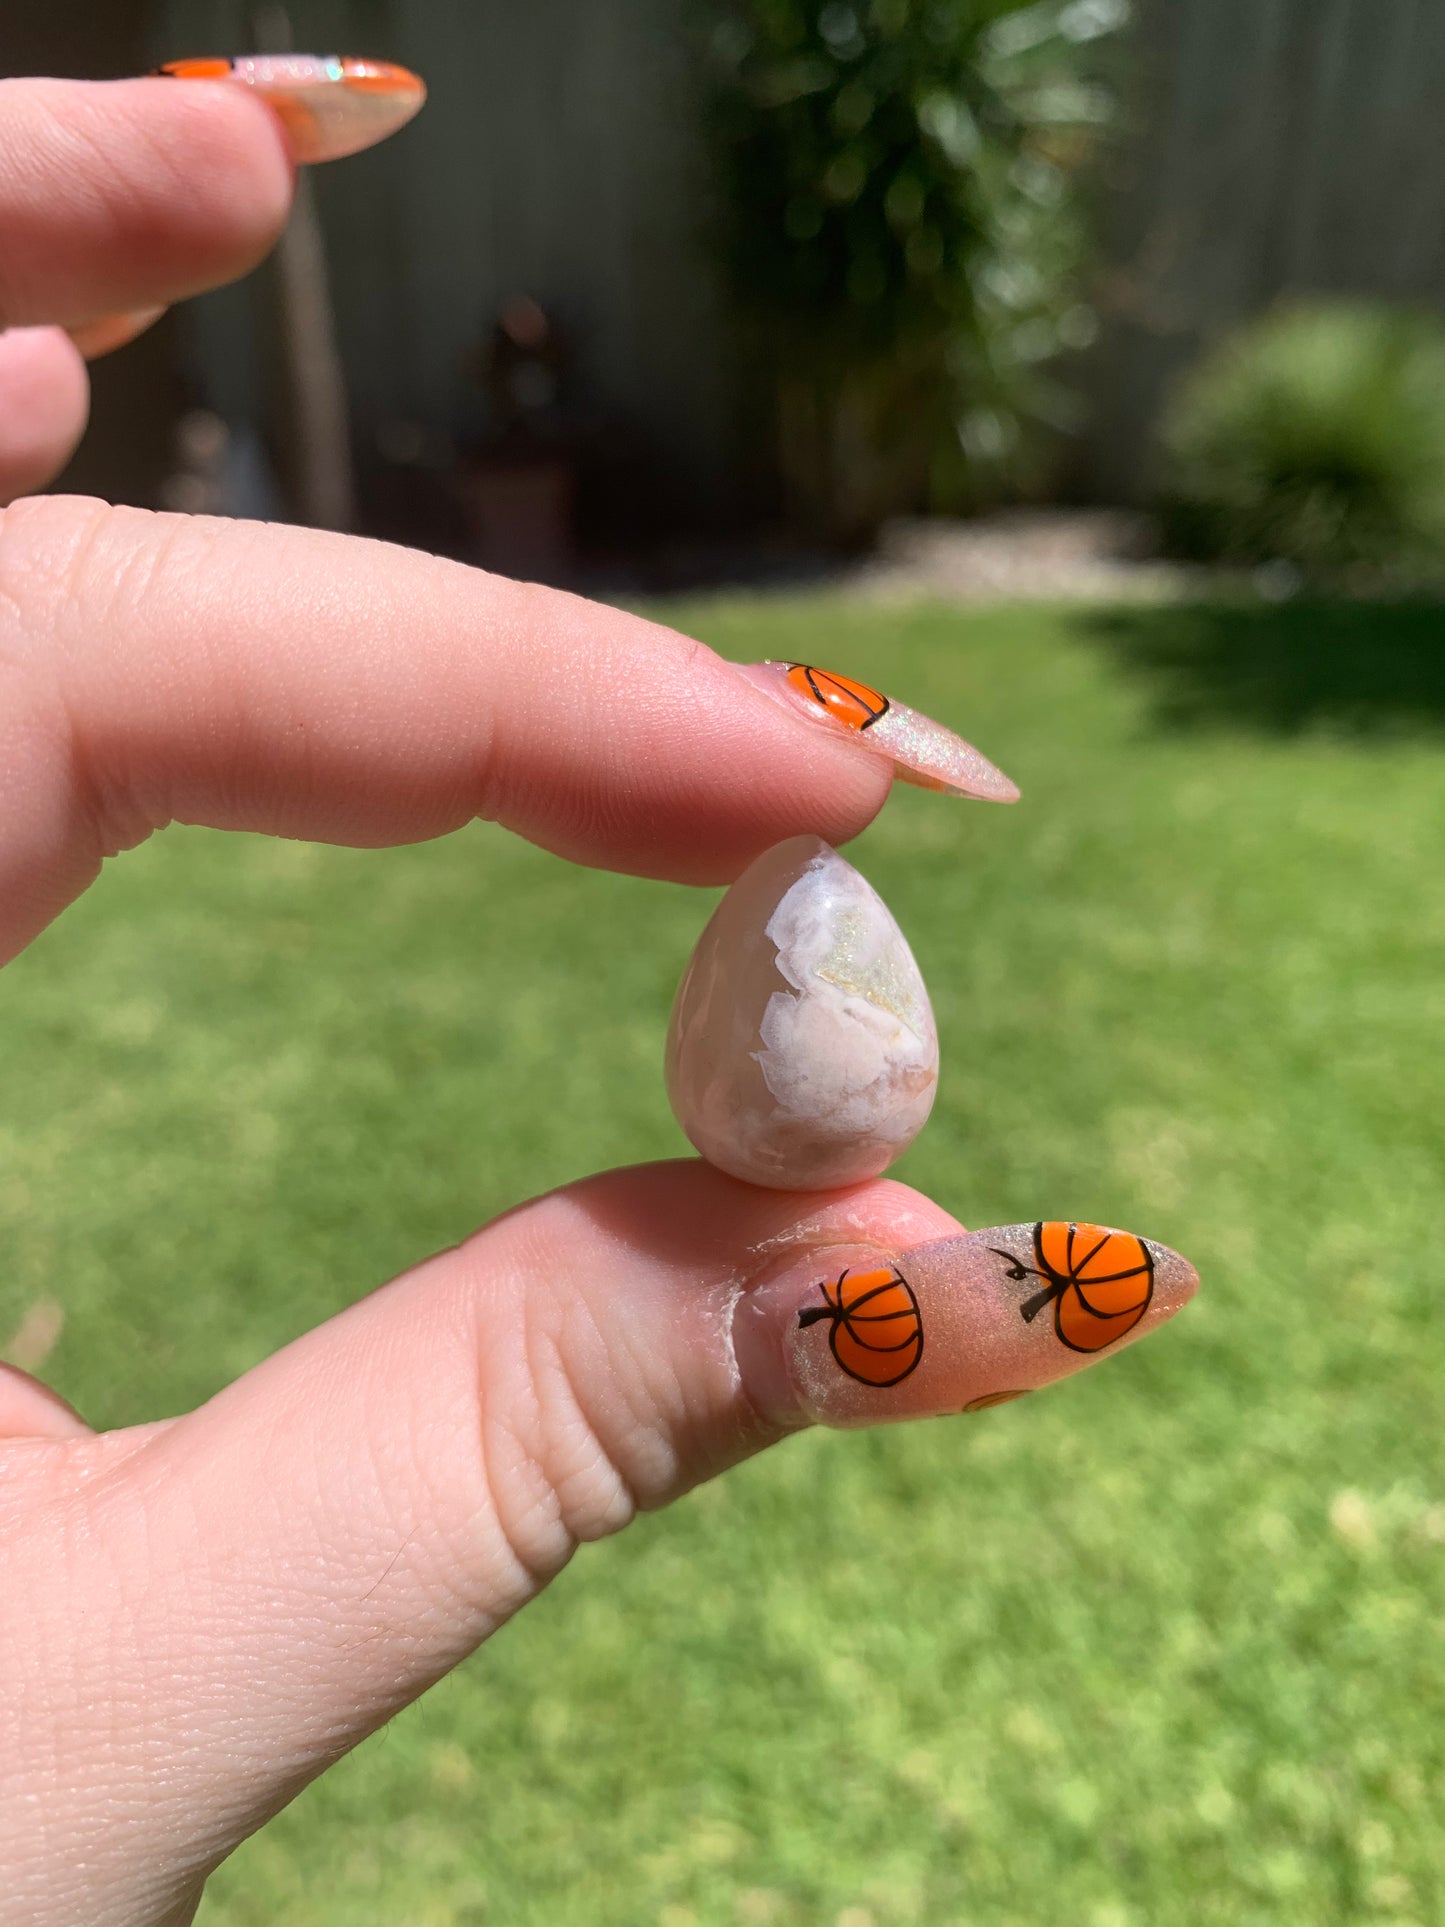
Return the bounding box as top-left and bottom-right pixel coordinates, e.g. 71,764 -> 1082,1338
667,837 -> 938,1189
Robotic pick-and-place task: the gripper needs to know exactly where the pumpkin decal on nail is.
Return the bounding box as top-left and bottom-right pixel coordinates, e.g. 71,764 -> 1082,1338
785,664 -> 890,732
991,1222 -> 1155,1353
797,1267 -> 923,1387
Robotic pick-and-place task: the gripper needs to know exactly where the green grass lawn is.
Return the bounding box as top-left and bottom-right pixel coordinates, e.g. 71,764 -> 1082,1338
3,595 -> 1442,1926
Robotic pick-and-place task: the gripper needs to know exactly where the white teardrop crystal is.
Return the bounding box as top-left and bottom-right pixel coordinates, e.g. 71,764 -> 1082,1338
666,836 -> 938,1190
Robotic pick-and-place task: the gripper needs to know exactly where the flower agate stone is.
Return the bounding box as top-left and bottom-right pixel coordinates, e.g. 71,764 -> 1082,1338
666,836 -> 938,1189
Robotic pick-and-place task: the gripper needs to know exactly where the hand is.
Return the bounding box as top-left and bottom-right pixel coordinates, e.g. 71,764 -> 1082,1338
0,74 -> 1194,1927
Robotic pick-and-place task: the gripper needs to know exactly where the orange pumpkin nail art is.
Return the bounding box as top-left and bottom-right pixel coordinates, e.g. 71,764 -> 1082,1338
990,1223 -> 1155,1354
784,663 -> 890,732
735,659 -> 1020,803
734,1222 -> 1195,1430
796,1267 -> 923,1387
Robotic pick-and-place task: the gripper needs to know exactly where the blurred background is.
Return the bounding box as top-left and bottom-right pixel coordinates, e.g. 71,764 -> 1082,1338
2,3 -> 1443,1924
16,0 -> 1445,592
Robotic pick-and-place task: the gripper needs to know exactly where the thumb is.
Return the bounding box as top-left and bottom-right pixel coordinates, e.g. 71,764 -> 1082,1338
3,1164 -> 1195,1925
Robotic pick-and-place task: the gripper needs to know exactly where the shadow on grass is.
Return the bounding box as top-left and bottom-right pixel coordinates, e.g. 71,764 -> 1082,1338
1084,598 -> 1445,736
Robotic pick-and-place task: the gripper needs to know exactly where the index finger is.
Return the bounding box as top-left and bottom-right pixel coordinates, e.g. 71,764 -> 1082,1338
0,497 -> 907,962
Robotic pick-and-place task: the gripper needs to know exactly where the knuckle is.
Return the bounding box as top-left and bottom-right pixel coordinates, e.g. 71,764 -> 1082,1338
0,493 -> 134,648
474,1284 -> 641,1594
444,1230 -> 671,1613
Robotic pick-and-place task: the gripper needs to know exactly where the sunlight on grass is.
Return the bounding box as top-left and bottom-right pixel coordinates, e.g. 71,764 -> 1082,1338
2,597 -> 1440,1926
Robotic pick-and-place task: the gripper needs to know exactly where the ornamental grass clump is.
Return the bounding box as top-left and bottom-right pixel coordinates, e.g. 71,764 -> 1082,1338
1159,302 -> 1445,591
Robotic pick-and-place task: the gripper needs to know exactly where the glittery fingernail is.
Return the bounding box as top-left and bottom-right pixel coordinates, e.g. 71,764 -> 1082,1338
151,55 -> 426,164
734,659 -> 1019,802
734,1221 -> 1197,1429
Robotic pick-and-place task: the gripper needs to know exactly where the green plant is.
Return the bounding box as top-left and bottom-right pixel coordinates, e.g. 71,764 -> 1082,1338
706,0 -> 1126,539
1159,301 -> 1445,588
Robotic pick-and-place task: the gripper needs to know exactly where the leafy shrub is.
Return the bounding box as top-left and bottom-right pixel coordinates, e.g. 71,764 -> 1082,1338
706,0 -> 1127,539
1159,302 -> 1445,589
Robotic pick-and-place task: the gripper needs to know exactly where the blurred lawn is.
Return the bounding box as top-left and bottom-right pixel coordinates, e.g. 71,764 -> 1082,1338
3,596 -> 1442,1927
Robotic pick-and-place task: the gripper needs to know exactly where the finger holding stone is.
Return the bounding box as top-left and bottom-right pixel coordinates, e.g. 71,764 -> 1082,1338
0,498 -> 892,965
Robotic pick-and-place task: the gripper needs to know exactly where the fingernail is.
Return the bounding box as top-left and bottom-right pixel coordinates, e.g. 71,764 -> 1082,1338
735,659 -> 1020,803
67,307 -> 166,360
151,56 -> 426,165
734,1221 -> 1196,1428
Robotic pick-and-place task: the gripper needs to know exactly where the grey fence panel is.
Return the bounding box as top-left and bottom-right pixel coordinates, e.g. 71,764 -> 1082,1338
156,0 -> 741,518
1080,0 -> 1445,502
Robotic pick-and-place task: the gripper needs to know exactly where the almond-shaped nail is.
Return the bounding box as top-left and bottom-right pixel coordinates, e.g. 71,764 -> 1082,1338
735,1221 -> 1196,1428
151,56 -> 426,164
67,307 -> 167,360
735,659 -> 1019,802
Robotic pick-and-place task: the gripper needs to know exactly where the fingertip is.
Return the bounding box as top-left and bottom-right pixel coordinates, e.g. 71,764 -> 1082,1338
839,1175 -> 969,1249
0,78 -> 296,328
708,658 -> 897,871
557,1162 -> 966,1273
461,587 -> 899,886
0,327 -> 89,503
114,77 -> 296,288
0,1362 -> 93,1440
